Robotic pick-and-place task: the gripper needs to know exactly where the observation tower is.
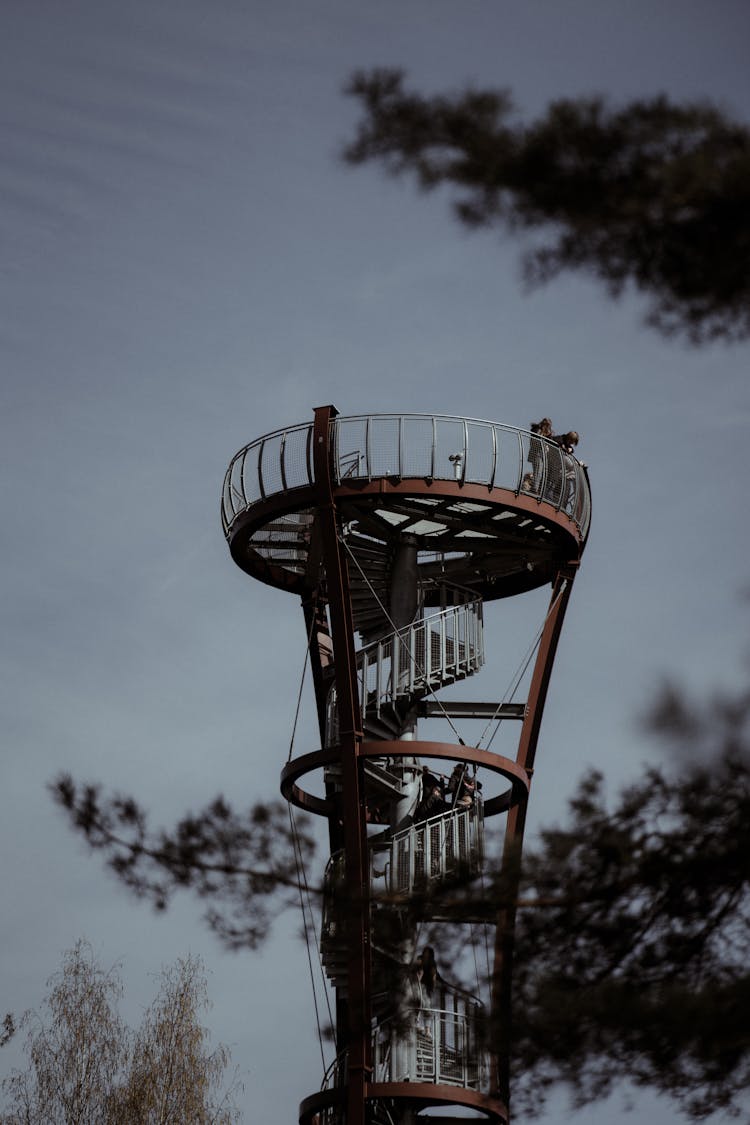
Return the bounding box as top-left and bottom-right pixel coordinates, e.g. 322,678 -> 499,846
222,407 -> 590,1125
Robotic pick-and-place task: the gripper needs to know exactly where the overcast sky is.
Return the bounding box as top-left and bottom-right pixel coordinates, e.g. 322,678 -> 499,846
2,2 -> 749,1122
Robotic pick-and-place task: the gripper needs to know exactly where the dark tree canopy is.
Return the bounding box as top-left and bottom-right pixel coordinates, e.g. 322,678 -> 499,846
52,780 -> 316,950
52,671 -> 750,1120
343,69 -> 750,343
511,748 -> 750,1119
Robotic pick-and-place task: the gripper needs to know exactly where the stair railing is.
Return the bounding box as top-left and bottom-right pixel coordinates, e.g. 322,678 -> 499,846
372,981 -> 487,1090
325,598 -> 484,747
322,802 -> 485,987
385,802 -> 484,898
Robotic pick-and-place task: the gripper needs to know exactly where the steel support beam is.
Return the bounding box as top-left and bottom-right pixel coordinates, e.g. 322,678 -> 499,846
490,565 -> 577,1109
311,405 -> 372,1125
418,701 -> 526,721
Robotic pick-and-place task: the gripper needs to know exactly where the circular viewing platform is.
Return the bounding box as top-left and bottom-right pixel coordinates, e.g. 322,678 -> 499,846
222,412 -> 590,602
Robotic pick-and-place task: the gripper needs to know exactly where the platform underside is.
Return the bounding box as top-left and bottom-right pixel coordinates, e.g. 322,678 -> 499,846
227,477 -> 582,607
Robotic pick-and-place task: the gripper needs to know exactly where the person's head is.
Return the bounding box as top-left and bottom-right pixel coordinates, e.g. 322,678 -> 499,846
421,945 -> 436,965
531,417 -> 553,437
563,431 -> 579,446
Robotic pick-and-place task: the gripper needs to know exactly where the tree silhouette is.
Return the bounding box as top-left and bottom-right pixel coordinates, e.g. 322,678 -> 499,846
1,942 -> 239,1124
509,679 -> 750,1119
343,69 -> 750,343
51,784 -> 315,951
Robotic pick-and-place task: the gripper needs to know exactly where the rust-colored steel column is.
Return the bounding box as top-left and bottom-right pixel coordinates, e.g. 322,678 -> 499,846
301,590 -> 333,752
491,565 -> 578,1111
311,405 -> 372,1125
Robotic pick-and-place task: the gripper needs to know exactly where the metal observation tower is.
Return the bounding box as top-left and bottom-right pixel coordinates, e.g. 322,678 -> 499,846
221,407 -> 590,1125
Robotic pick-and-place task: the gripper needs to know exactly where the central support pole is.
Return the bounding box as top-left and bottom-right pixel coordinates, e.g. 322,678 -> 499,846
312,405 -> 372,1125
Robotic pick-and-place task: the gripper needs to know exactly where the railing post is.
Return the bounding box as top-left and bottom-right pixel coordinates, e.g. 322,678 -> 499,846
279,430 -> 288,491
257,438 -> 266,500
365,415 -> 372,482
375,641 -> 382,717
360,655 -> 367,724
238,445 -> 250,514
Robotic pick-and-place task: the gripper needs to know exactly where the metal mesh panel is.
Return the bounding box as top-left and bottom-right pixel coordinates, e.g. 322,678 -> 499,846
464,421 -> 495,484
395,837 -> 413,895
281,424 -> 313,489
401,416 -> 435,477
427,821 -> 442,879
387,807 -> 483,896
240,443 -> 263,506
334,417 -> 368,480
222,454 -> 243,527
455,813 -> 468,866
433,417 -> 466,481
368,416 -> 401,478
544,442 -> 565,507
491,426 -> 522,491
371,994 -> 486,1091
351,600 -> 484,733
525,434 -> 546,497
574,461 -> 591,531
259,434 -> 284,497
412,625 -> 426,675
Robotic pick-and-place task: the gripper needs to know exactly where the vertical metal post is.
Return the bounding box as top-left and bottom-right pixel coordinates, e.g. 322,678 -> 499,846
312,405 -> 371,1125
490,565 -> 578,1108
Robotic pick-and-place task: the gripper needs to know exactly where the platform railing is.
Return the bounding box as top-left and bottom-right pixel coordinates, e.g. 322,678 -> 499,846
372,984 -> 487,1090
322,804 -> 484,969
380,802 -> 485,897
221,413 -> 591,538
325,599 -> 484,746
318,984 -> 486,1093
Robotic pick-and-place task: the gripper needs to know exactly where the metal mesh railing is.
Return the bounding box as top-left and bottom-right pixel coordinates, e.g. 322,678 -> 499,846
386,803 -> 484,897
318,985 -> 487,1093
222,421 -> 313,534
361,599 -> 484,712
372,983 -> 487,1090
221,413 -> 591,538
323,804 -> 483,961
326,599 -> 484,746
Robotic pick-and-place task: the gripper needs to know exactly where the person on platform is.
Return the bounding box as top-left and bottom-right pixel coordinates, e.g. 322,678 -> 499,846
552,430 -> 586,507
415,765 -> 447,821
448,762 -> 478,809
527,417 -> 553,492
419,946 -> 442,1003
